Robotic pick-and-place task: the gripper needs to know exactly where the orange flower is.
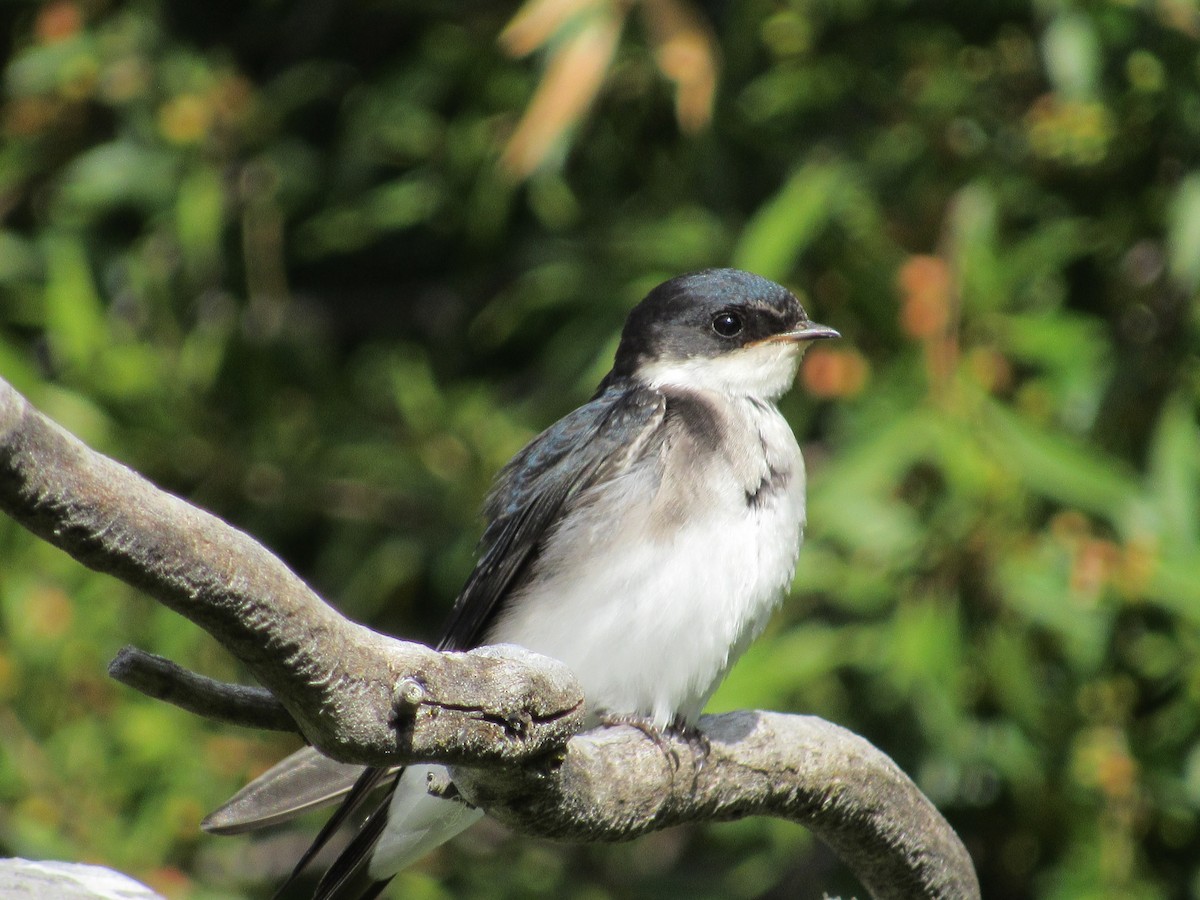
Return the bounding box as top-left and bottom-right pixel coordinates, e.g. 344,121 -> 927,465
36,1 -> 81,44
802,346 -> 870,399
897,254 -> 952,339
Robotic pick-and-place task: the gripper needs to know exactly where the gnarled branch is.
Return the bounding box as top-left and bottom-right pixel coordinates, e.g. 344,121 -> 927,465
458,713 -> 977,900
0,377 -> 585,768
0,376 -> 980,900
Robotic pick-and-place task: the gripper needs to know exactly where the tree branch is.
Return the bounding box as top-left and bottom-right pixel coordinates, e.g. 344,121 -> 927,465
457,712 -> 978,900
107,645 -> 301,733
0,376 -> 980,899
0,377 -> 585,767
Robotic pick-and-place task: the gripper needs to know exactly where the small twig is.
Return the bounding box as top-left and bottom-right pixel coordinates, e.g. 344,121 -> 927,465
108,646 -> 300,733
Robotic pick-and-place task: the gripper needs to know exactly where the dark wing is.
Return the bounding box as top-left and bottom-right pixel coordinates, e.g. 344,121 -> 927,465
289,381 -> 666,899
436,382 -> 666,651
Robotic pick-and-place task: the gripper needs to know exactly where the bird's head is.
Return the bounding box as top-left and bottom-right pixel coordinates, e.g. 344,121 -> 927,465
611,269 -> 839,398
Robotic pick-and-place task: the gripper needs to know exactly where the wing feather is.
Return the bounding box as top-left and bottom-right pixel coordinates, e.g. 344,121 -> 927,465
201,746 -> 381,836
208,381 -> 667,900
436,383 -> 665,650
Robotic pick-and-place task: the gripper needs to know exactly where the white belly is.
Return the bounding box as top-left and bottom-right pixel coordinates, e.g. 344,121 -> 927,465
487,397 -> 805,728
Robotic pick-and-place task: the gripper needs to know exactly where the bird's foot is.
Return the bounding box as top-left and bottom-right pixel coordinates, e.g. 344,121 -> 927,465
598,713 -> 679,768
598,712 -> 669,745
666,718 -> 711,788
667,716 -> 712,762
597,714 -> 710,773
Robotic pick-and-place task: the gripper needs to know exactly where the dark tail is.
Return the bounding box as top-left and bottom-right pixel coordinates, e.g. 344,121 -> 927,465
272,765 -> 399,899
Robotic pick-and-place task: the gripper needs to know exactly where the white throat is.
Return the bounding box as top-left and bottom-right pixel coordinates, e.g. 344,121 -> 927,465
638,342 -> 804,399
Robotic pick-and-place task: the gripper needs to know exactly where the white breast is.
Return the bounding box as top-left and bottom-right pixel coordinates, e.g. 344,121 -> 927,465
487,393 -> 805,728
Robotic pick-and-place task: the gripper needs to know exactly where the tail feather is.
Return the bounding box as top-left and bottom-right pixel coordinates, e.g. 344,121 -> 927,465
312,792 -> 398,900
272,766 -> 397,899
308,764 -> 487,898
364,765 -> 485,878
274,761 -> 484,898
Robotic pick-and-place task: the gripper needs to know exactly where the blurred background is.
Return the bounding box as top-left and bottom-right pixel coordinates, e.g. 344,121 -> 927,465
1,0 -> 1199,897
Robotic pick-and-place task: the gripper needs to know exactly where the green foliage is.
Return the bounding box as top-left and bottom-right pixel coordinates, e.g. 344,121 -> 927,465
1,1 -> 1199,898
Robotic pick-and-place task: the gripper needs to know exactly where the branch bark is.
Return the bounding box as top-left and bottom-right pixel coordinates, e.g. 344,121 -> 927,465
457,713 -> 977,900
0,376 -> 980,900
107,646 -> 300,733
0,377 -> 584,768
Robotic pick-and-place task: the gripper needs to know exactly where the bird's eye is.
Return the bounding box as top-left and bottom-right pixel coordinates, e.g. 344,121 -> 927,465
711,311 -> 744,338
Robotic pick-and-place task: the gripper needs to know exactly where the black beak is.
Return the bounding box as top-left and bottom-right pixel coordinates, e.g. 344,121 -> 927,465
749,322 -> 841,346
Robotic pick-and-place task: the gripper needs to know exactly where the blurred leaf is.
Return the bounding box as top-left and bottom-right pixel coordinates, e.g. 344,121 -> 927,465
709,624 -> 854,713
949,182 -> 1002,312
1042,13 -> 1101,100
499,2 -> 625,177
41,233 -> 106,370
54,142 -> 179,222
29,384 -> 114,452
367,176 -> 443,231
5,37 -> 95,96
0,231 -> 43,286
889,599 -> 965,711
999,312 -> 1108,374
809,406 -> 1000,563
639,0 -> 718,133
1167,172 -> 1200,291
1146,393 -> 1200,554
0,342 -> 41,397
732,161 -> 846,281
977,398 -> 1141,530
175,166 -> 225,276
611,206 -> 728,270
993,542 -> 1111,672
982,626 -> 1048,732
1145,552 -> 1200,625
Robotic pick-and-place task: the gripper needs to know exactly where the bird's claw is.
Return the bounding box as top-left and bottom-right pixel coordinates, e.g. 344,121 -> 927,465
668,716 -> 712,762
598,713 -> 710,773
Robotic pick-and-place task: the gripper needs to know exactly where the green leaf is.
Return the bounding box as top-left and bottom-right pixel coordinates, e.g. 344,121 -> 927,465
708,625 -> 847,712
809,408 -> 991,562
950,182 -> 1003,311
983,626 -> 1048,732
176,165 -> 225,275
733,161 -> 846,280
1042,13 -> 1101,100
1145,550 -> 1200,625
890,599 -> 964,703
994,543 -> 1111,673
41,233 -> 106,369
0,230 -> 42,286
366,175 -> 443,231
999,313 -> 1108,372
1146,393 -> 1200,553
1167,172 -> 1200,291
54,142 -> 179,223
977,399 -> 1141,531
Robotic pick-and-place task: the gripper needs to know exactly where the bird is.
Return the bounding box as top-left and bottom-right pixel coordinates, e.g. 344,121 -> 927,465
202,268 -> 839,898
